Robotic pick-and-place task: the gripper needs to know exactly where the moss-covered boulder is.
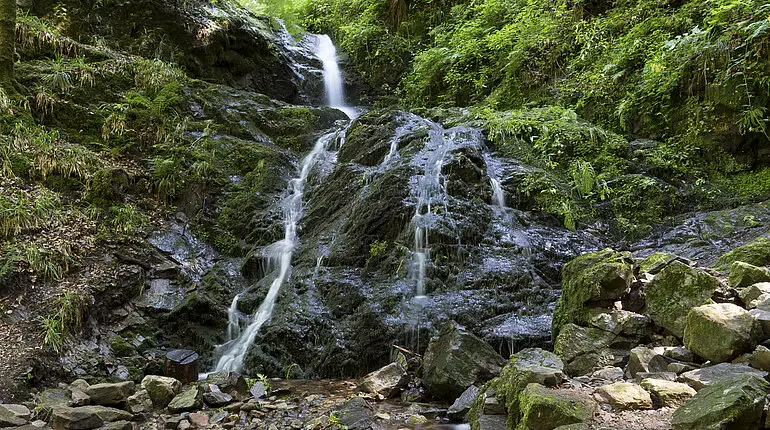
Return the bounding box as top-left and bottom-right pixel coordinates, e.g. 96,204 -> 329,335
554,324 -> 634,377
683,303 -> 761,363
422,322 -> 507,400
678,363 -> 767,390
644,261 -> 719,338
481,348 -> 567,427
671,373 -> 769,430
517,384 -> 595,430
638,252 -> 690,276
552,249 -> 634,337
729,261 -> 770,289
140,375 -> 181,408
711,236 -> 770,273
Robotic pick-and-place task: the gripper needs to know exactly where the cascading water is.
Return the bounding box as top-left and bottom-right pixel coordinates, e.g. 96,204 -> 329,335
316,35 -> 357,119
213,35 -> 355,374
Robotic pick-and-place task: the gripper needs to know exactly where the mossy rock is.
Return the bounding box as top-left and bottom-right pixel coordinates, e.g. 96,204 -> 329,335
728,261 -> 770,289
516,383 -> 595,430
711,236 -> 770,273
109,336 -> 137,358
683,303 -> 761,363
552,249 -> 634,337
671,373 -> 769,430
553,323 -> 634,377
481,348 -> 567,428
638,252 -> 689,275
644,261 -> 719,338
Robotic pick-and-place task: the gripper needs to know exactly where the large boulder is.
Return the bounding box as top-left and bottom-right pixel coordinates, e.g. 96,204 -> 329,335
50,407 -> 104,430
422,322 -> 506,400
554,324 -> 633,376
517,384 -> 595,430
644,261 -> 719,338
552,249 -> 634,337
671,373 -> 769,429
126,390 -> 153,414
141,375 -> 182,408
683,303 -> 761,363
593,382 -> 652,410
729,261 -> 770,289
0,405 -> 30,427
489,348 -> 568,424
749,308 -> 770,340
677,363 -> 767,390
358,362 -> 407,398
640,379 -> 696,407
447,385 -> 480,421
83,382 -> 135,406
167,387 -> 202,413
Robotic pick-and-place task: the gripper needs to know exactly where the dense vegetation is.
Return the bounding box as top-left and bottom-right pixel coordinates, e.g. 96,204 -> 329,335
265,0 -> 770,235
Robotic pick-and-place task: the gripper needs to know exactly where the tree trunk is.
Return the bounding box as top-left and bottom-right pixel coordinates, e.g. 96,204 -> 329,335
0,0 -> 15,90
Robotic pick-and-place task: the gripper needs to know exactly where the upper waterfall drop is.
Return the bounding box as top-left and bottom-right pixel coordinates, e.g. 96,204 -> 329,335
212,35 -> 355,374
315,35 -> 358,119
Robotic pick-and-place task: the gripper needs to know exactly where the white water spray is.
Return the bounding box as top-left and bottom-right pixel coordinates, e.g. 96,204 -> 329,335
490,178 -> 505,208
214,35 -> 354,374
316,35 -> 357,119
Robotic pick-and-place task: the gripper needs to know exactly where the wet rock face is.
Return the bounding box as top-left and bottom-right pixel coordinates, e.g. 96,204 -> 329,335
227,109 -> 606,378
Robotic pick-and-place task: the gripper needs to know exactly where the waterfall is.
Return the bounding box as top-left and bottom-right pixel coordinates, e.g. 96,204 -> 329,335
316,35 -> 357,119
490,178 -> 505,208
410,122 -> 455,301
213,35 -> 354,374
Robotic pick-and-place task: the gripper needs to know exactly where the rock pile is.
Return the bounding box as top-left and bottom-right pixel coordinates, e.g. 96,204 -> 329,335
461,248 -> 770,429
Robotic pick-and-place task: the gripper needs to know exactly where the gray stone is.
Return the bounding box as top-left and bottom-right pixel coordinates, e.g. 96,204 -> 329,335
634,372 -> 677,383
167,387 -> 201,413
672,373 -> 769,429
249,382 -> 266,399
336,397 -> 374,430
588,310 -> 652,338
593,382 -> 652,410
50,407 -> 104,430
476,414 -> 506,430
628,346 -> 669,377
678,363 -> 768,390
683,303 -> 761,363
554,324 -> 631,376
74,407 -> 131,423
749,308 -> 770,340
640,379 -> 696,407
83,382 -> 135,406
747,344 -> 770,371
358,362 -> 407,398
739,282 -> 770,306
662,347 -> 694,362
126,389 -> 153,414
202,391 -> 233,407
447,385 -> 479,421
69,390 -> 90,407
203,372 -> 248,399
645,261 -> 719,338
730,261 -> 770,289
422,322 -> 506,400
0,404 -> 28,427
36,389 -> 69,422
141,376 -> 182,408
667,362 -> 699,374
97,421 -> 132,430
591,367 -> 624,381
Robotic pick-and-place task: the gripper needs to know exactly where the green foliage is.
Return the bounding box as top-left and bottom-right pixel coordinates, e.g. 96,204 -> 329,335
41,291 -> 84,353
13,123 -> 102,180
108,204 -> 148,234
0,189 -> 61,237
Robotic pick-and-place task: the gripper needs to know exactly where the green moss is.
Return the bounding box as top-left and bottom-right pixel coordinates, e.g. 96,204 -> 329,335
552,249 -> 634,337
711,237 -> 770,273
645,261 -> 719,338
109,336 -> 137,358
517,383 -> 594,430
638,252 -> 677,275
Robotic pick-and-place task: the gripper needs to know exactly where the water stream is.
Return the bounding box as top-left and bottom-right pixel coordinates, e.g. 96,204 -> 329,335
213,35 -> 355,373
